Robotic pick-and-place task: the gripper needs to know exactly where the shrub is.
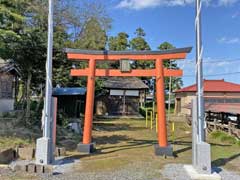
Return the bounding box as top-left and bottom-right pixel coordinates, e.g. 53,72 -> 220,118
139,107 -> 146,117
220,135 -> 236,144
211,130 -> 238,145
211,131 -> 224,139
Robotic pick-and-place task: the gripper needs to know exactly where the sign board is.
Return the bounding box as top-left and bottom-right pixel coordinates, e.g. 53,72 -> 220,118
120,59 -> 131,72
110,89 -> 139,97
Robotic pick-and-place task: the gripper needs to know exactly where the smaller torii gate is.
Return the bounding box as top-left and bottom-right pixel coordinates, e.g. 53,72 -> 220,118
66,47 -> 191,156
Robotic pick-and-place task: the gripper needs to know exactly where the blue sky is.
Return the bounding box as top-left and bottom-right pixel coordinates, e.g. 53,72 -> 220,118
100,0 -> 240,87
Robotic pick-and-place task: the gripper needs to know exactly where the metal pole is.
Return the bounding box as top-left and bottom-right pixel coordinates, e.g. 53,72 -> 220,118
196,0 -> 205,142
152,77 -> 155,121
44,0 -> 54,138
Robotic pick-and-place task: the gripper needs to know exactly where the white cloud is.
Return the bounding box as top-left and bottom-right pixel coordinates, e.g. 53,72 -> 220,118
116,0 -> 239,10
116,0 -> 194,10
217,37 -> 240,44
218,0 -> 238,6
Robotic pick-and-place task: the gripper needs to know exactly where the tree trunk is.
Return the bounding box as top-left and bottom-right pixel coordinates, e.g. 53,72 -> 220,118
25,70 -> 32,125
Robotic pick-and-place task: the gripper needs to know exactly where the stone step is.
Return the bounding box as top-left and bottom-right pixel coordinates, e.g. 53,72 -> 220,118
13,163 -> 53,174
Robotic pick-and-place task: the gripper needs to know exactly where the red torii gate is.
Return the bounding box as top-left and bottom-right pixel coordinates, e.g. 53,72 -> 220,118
66,47 -> 192,156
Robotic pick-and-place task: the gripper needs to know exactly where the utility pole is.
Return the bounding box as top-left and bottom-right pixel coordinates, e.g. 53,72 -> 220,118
36,0 -> 54,165
44,0 -> 54,138
196,0 -> 205,142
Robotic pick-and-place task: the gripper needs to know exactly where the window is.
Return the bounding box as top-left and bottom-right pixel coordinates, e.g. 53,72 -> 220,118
0,79 -> 13,98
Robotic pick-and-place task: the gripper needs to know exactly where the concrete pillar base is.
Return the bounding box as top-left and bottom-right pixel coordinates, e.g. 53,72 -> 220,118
184,165 -> 221,180
154,144 -> 173,156
35,137 -> 53,165
196,142 -> 211,174
77,143 -> 95,154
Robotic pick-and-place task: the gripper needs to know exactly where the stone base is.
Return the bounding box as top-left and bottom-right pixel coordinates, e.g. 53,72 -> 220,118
35,137 -> 54,165
154,144 -> 173,157
17,147 -> 35,160
0,148 -> 15,164
55,147 -> 66,157
77,143 -> 95,154
196,142 -> 211,174
184,165 -> 221,180
11,163 -> 53,174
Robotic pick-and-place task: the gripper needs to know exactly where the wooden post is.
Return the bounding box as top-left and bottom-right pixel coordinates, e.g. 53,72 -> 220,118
156,113 -> 158,133
150,111 -> 153,130
83,59 -> 96,144
156,59 -> 167,147
52,97 -> 57,149
145,108 -> 148,128
214,118 -> 217,131
228,121 -> 232,135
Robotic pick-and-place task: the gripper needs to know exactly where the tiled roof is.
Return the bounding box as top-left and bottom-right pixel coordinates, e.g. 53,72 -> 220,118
185,103 -> 240,114
0,60 -> 20,76
102,77 -> 148,90
52,88 -> 86,96
175,79 -> 240,93
205,103 -> 240,114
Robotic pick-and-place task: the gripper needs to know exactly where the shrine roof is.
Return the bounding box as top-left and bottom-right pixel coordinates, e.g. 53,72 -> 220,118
65,47 -> 192,55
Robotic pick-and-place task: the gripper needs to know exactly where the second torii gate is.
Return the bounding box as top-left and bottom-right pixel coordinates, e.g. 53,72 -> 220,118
66,47 -> 192,156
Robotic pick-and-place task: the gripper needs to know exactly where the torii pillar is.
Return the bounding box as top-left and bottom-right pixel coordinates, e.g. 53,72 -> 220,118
66,47 -> 192,156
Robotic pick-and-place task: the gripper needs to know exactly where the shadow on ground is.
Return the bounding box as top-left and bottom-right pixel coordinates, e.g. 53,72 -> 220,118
212,152 -> 240,167
93,122 -> 146,132
93,135 -> 132,145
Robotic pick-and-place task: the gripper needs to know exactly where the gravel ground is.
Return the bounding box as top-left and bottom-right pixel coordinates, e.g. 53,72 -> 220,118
40,161 -> 163,180
1,159 -> 240,180
1,159 -> 164,180
161,163 -> 240,180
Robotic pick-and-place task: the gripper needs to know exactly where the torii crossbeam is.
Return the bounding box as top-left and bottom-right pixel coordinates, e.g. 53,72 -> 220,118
66,47 -> 192,156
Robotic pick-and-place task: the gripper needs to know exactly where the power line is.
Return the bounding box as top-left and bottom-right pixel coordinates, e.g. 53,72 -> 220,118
179,58 -> 240,64
203,58 -> 240,64
183,71 -> 240,77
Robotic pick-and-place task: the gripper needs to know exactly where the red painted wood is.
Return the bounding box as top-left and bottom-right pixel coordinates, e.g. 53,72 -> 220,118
67,53 -> 187,61
70,68 -> 183,77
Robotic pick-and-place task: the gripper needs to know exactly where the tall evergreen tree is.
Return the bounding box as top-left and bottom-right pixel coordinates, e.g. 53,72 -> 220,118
130,27 -> 150,51
130,28 -> 151,69
158,42 -> 183,91
109,32 -> 129,51
108,32 -> 129,68
74,18 -> 107,50
0,0 -> 28,58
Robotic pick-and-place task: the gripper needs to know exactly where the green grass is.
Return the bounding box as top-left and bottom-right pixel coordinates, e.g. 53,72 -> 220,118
0,137 -> 33,149
210,130 -> 239,145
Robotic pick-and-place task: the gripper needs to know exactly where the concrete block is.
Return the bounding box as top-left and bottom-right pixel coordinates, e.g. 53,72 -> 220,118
184,165 -> 221,180
77,143 -> 95,154
17,147 -> 35,160
55,147 -> 66,157
196,142 -> 211,174
0,148 -> 15,164
36,164 -> 44,173
26,163 -> 36,173
154,144 -> 173,157
12,163 -> 52,174
35,137 -> 53,165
